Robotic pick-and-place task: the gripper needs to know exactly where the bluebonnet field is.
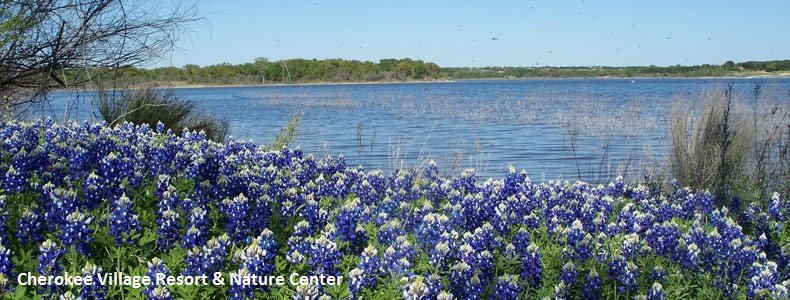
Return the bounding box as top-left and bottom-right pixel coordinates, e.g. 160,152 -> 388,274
0,119 -> 789,299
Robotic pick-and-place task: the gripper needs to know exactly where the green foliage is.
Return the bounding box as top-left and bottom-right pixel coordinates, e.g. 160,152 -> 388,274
96,87 -> 229,142
99,58 -> 443,87
269,113 -> 303,151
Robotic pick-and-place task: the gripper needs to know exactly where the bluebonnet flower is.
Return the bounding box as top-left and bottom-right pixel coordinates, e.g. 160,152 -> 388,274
234,229 -> 278,278
60,211 -> 93,256
334,197 -> 369,251
511,227 -> 532,256
429,241 -> 452,271
747,257 -> 780,298
769,192 -> 785,227
647,282 -> 666,300
109,193 -> 141,246
621,233 -> 642,259
0,196 -> 7,242
156,208 -> 180,251
182,206 -> 209,249
0,238 -> 13,279
348,245 -> 381,298
81,172 -> 104,210
98,151 -> 132,192
608,254 -> 636,294
449,261 -> 483,300
492,274 -> 521,300
582,269 -> 603,300
301,194 -> 329,230
607,175 -> 626,197
309,235 -> 341,275
377,218 -> 404,245
402,276 -> 430,300
37,239 -> 65,295
291,282 -> 323,300
521,243 -> 543,288
559,261 -> 578,286
16,204 -> 44,245
144,258 -> 173,300
423,273 -> 444,299
287,220 -> 312,264
43,186 -> 78,231
80,263 -> 107,300
650,265 -> 666,282
423,160 -> 440,181
416,213 -> 450,248
381,236 -> 415,277
467,222 -> 500,252
220,193 -> 254,243
227,267 -> 255,300
562,219 -> 593,261
554,281 -> 571,300
645,220 -> 680,257
452,168 -> 479,195
2,164 -> 26,193
347,268 -> 367,299
437,291 -> 454,300
184,233 -> 231,276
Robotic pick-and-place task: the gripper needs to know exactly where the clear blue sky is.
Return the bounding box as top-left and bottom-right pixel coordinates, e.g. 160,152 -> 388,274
153,0 -> 789,68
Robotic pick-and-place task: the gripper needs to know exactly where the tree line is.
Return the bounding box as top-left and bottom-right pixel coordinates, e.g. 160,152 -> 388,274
444,60 -> 790,79
95,59 -> 790,88
99,58 -> 442,87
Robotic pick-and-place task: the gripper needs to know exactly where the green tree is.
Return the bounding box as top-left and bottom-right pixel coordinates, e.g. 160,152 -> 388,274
723,61 -> 736,71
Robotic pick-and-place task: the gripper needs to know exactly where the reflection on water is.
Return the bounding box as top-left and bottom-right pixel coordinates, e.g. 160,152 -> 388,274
37,78 -> 790,183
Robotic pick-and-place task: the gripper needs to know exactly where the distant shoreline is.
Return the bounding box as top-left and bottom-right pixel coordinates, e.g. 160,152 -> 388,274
57,72 -> 790,92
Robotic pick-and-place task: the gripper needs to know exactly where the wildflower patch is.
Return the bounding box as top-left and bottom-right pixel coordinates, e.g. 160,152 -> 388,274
0,119 -> 788,299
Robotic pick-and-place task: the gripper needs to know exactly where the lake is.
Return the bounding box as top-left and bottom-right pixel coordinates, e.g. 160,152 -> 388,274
36,78 -> 790,183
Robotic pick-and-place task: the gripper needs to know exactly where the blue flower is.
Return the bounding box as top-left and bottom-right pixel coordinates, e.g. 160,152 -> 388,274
747,257 -> 780,298
647,282 -> 666,300
492,274 -> 522,299
60,211 -> 93,256
308,235 -> 341,276
80,263 -> 107,300
402,276 -> 431,300
559,261 -> 578,286
144,258 -> 174,300
521,243 -> 543,288
16,204 -> 44,245
109,193 -> 141,246
349,245 -> 380,297
449,261 -> 483,300
182,206 -> 209,249
227,267 -> 255,300
0,238 -> 14,279
381,236 -> 415,277
582,269 -> 603,300
37,239 -> 65,295
650,265 -> 666,282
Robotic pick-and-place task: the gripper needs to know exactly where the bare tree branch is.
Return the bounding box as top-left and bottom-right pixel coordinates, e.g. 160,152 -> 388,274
0,0 -> 202,116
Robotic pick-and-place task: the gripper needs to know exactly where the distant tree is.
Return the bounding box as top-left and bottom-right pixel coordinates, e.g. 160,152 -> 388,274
254,57 -> 269,83
0,0 -> 201,117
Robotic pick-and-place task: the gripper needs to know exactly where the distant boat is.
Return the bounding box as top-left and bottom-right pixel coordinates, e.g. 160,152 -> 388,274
631,80 -> 635,83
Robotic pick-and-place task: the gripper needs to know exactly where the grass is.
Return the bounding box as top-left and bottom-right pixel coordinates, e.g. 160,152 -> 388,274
669,82 -> 790,205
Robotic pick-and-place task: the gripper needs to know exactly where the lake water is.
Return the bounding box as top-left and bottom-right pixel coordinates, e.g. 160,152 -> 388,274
36,78 -> 790,183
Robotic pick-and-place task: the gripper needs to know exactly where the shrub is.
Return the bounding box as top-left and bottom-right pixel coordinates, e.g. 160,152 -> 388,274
670,82 -> 790,205
96,87 -> 229,142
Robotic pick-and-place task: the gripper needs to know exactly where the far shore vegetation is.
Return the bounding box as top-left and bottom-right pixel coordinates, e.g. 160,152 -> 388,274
68,58 -> 790,89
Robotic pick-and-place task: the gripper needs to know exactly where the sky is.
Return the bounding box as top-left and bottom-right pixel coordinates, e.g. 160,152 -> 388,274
152,0 -> 790,69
